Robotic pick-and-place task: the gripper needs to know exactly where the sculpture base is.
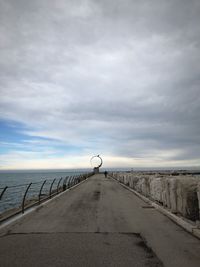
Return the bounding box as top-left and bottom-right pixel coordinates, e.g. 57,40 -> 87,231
93,167 -> 100,174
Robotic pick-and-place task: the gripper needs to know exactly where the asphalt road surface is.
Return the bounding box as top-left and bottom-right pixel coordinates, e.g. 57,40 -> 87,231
0,174 -> 200,267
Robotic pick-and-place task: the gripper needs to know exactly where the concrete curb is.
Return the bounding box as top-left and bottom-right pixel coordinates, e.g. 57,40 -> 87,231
112,177 -> 200,240
0,177 -> 89,231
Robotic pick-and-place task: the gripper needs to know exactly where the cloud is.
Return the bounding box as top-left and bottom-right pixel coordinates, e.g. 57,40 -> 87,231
0,0 -> 200,169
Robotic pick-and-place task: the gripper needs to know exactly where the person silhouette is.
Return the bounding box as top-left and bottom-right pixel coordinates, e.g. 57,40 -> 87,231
104,171 -> 108,178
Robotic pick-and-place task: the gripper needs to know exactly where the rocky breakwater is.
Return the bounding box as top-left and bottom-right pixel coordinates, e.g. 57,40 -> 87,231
111,171 -> 200,223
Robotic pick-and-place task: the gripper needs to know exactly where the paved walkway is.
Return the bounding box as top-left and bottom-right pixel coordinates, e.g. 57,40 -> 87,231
0,174 -> 200,267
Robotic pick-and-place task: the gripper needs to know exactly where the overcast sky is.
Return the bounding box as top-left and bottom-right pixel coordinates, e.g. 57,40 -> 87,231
0,0 -> 200,170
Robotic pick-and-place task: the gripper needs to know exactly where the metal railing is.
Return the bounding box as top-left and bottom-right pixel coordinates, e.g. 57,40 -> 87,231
0,172 -> 94,223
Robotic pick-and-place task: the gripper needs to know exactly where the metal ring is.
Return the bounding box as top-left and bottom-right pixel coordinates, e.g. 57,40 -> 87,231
90,155 -> 103,168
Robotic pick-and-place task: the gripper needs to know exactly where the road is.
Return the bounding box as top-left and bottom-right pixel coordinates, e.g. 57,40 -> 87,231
0,174 -> 200,267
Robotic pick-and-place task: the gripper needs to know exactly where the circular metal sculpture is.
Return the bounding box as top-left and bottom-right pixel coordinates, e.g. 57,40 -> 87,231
90,155 -> 103,169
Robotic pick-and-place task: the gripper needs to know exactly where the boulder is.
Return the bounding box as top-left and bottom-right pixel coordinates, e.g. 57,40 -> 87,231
123,174 -> 130,186
135,176 -> 150,197
168,178 -> 178,213
176,177 -> 199,221
197,182 -> 200,220
149,177 -> 163,203
118,173 -> 124,183
128,175 -> 135,189
128,175 -> 140,190
162,177 -> 171,209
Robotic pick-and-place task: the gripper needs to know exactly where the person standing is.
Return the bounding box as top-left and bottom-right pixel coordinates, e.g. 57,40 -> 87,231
104,171 -> 108,178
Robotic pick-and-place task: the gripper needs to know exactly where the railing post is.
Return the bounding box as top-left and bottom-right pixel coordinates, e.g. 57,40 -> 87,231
72,176 -> 76,186
49,178 -> 56,198
0,186 -> 8,200
57,177 -> 63,194
22,183 -> 32,214
76,175 -> 80,184
38,180 -> 46,204
63,176 -> 68,191
71,176 -> 75,186
67,176 -> 73,188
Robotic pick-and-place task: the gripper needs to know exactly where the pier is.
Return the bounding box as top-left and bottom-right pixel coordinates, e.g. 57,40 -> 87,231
0,174 -> 200,267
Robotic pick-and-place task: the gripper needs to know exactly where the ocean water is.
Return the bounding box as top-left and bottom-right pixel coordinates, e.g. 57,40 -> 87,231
0,169 -> 90,214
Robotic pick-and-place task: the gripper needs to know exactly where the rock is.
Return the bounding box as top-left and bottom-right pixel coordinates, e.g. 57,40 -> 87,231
176,177 -> 199,221
123,174 -> 129,186
118,173 -> 124,183
128,175 -> 140,189
149,177 -> 163,203
168,178 -> 178,213
197,182 -> 200,221
162,177 -> 171,209
135,176 -> 150,197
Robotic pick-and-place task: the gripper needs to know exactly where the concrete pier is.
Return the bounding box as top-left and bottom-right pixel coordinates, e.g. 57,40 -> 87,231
0,174 -> 200,267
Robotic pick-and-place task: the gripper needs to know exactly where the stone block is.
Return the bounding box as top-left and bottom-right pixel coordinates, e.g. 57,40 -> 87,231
135,176 -> 150,197
162,177 -> 171,209
149,177 -> 163,203
176,177 -> 199,221
197,182 -> 200,221
123,175 -> 129,186
168,178 -> 178,213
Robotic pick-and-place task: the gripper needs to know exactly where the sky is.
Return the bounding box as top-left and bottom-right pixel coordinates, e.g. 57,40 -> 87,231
0,0 -> 200,170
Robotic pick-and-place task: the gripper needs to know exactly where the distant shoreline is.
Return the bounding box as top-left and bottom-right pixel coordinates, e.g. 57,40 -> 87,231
0,166 -> 200,173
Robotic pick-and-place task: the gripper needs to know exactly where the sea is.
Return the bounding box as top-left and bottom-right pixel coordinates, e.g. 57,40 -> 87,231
0,169 -> 91,214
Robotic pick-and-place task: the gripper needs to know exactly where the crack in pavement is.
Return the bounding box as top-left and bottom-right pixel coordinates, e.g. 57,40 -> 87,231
3,231 -> 141,236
